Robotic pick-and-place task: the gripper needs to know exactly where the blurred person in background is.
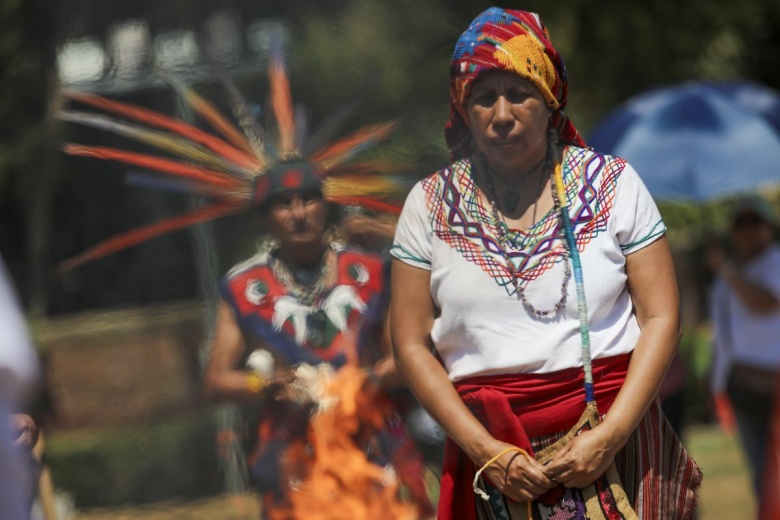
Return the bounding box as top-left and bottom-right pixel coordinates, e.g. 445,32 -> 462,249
57,38 -> 436,516
0,254 -> 40,520
203,162 -> 434,518
707,195 -> 780,506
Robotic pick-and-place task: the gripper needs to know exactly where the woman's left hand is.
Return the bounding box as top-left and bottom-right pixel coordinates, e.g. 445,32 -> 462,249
542,426 -> 622,489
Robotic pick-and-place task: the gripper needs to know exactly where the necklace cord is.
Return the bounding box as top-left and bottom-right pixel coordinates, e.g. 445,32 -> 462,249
549,133 -> 594,400
271,247 -> 331,305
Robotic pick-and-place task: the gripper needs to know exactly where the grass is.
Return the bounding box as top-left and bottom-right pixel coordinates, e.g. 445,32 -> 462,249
685,423 -> 756,520
70,423 -> 755,519
47,412 -> 221,508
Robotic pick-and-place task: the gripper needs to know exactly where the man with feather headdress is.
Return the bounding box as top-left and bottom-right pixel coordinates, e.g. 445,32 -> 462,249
58,38 -> 432,518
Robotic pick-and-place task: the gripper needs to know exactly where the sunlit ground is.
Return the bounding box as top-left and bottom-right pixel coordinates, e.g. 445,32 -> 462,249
78,494 -> 260,519
685,424 -> 756,520
60,423 -> 755,520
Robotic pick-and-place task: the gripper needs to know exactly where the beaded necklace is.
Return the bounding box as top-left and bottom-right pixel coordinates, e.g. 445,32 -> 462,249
479,143 -> 571,318
486,130 -> 596,394
481,131 -> 595,395
270,246 -> 331,306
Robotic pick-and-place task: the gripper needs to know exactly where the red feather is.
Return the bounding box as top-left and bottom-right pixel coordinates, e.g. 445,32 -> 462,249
64,145 -> 246,191
58,202 -> 243,273
63,90 -> 260,171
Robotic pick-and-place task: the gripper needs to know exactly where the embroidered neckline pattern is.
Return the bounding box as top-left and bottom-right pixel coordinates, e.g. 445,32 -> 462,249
422,146 -> 627,296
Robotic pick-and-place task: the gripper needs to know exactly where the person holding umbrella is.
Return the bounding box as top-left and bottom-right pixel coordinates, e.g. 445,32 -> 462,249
707,195 -> 780,506
390,7 -> 701,519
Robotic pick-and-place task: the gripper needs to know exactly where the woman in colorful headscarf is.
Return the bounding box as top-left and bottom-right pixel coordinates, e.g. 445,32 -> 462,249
390,8 -> 701,519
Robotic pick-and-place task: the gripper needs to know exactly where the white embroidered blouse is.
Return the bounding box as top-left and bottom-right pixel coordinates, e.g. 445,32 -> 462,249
391,146 -> 665,381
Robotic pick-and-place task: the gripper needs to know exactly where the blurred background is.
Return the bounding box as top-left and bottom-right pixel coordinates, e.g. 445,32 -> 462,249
2,0 -> 780,518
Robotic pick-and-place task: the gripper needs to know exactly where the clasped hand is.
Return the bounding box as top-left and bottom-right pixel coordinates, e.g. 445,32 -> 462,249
482,426 -> 620,502
542,426 -> 620,489
479,441 -> 555,503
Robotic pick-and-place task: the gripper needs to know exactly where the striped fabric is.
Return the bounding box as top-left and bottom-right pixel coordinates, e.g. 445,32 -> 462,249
475,401 -> 701,520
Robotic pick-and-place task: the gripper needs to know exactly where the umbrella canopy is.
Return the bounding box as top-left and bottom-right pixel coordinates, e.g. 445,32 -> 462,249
588,81 -> 780,202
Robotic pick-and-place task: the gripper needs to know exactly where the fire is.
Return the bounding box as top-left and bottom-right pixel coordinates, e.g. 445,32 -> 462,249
267,365 -> 423,520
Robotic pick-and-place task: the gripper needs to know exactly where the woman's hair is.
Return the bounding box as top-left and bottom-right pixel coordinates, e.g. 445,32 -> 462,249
444,8 -> 584,160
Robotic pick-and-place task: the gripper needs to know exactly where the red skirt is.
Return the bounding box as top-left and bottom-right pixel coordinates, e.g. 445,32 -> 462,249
437,354 -> 701,520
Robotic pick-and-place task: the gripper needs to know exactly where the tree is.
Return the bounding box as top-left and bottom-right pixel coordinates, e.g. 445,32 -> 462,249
0,0 -> 58,315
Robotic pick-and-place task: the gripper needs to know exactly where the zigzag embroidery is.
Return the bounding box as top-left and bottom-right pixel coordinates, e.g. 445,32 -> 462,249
422,147 -> 627,295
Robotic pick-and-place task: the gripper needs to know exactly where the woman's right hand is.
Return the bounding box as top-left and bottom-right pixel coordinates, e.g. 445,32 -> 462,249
477,440 -> 557,503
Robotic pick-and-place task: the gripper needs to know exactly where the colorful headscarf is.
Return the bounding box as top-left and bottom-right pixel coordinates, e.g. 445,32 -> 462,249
445,8 -> 585,160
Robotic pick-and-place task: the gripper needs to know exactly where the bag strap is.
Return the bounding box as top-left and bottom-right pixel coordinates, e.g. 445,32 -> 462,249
552,150 -> 595,404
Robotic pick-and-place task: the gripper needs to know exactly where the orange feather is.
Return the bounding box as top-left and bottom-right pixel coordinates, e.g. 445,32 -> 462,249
182,89 -> 259,159
63,90 -> 260,171
269,57 -> 296,156
311,122 -> 398,167
58,202 -> 242,273
326,195 -> 403,215
64,145 -> 246,191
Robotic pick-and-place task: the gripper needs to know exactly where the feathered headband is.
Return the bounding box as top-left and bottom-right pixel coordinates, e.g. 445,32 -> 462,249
58,43 -> 406,272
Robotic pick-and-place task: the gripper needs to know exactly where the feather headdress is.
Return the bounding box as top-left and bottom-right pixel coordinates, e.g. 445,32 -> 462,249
58,43 -> 407,272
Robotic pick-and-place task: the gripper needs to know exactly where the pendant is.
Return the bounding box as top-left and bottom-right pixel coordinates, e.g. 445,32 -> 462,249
504,190 -> 520,212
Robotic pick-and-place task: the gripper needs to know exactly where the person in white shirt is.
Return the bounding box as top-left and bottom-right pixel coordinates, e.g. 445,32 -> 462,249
707,195 -> 780,502
390,7 -> 701,519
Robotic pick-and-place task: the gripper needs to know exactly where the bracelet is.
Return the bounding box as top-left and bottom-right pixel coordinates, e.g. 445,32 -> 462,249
473,447 -> 529,500
244,373 -> 268,394
473,446 -> 533,519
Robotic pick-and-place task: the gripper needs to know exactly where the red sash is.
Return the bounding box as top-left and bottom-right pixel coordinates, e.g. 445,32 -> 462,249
438,353 -> 631,520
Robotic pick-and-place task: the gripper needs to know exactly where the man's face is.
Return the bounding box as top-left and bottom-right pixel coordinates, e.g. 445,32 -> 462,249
264,190 -> 328,248
731,210 -> 774,258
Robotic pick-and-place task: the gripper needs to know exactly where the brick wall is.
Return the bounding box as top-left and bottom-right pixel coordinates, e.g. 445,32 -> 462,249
37,302 -> 208,429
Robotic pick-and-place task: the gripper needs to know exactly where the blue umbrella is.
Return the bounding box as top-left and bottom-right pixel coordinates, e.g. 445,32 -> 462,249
587,81 -> 780,202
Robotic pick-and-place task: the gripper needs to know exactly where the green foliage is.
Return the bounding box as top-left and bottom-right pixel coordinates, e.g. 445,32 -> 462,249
290,0 -> 455,169
46,412 -> 222,508
0,0 -> 54,181
678,326 -> 716,425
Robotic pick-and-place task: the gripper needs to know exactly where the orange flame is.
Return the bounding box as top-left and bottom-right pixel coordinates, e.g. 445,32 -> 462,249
267,365 -> 421,520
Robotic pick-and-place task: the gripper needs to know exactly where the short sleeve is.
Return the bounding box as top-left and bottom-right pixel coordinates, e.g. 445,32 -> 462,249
390,181 -> 433,270
611,162 -> 666,255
